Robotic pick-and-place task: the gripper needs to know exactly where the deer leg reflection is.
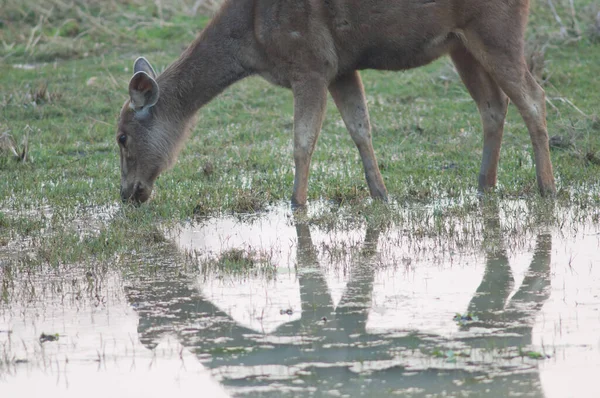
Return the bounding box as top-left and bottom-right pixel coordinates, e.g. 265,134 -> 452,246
336,226 -> 381,335
467,208 -> 514,321
504,233 -> 552,335
278,220 -> 383,377
295,222 -> 336,325
294,222 -> 382,332
463,203 -> 552,349
280,222 -> 381,334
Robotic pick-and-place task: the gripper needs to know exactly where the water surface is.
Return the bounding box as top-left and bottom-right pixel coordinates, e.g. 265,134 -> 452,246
1,201 -> 599,397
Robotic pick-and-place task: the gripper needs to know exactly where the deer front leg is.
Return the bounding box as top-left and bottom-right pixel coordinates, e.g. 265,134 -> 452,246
329,72 -> 388,202
291,77 -> 328,207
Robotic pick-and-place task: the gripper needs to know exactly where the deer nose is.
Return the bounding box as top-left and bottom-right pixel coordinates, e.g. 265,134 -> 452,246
120,184 -> 140,204
133,185 -> 150,203
121,183 -> 151,204
121,190 -> 138,204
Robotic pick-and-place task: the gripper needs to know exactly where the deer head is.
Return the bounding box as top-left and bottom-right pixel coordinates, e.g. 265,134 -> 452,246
117,57 -> 189,204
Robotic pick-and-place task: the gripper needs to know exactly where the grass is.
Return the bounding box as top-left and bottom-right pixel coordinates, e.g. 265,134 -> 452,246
199,247 -> 277,279
0,0 -> 599,268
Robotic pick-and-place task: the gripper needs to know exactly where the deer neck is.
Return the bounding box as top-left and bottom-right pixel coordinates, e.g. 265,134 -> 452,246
155,6 -> 250,126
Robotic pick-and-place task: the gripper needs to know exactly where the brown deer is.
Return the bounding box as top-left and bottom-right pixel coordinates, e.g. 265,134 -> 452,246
117,0 -> 556,205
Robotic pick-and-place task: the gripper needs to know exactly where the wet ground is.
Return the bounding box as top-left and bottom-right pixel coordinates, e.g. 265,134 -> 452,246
1,201 -> 600,397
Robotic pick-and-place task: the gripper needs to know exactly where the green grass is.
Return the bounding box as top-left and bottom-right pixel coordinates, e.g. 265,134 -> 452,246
199,247 -> 277,280
1,0 -> 600,266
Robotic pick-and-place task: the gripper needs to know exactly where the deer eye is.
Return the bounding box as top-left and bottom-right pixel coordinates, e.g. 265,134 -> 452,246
118,134 -> 127,145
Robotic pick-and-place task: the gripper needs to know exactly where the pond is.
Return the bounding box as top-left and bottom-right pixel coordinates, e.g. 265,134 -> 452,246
1,201 -> 599,397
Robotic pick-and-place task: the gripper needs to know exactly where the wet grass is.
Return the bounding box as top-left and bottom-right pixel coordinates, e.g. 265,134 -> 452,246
200,247 -> 277,279
0,0 -> 599,268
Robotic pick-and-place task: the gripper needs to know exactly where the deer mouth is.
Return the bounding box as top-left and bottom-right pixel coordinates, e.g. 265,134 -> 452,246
121,181 -> 152,204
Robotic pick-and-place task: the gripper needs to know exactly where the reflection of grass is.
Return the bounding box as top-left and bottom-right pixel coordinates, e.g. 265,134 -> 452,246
209,346 -> 248,355
430,347 -> 470,361
518,347 -> 548,360
424,344 -> 550,367
525,351 -> 545,360
453,313 -> 479,326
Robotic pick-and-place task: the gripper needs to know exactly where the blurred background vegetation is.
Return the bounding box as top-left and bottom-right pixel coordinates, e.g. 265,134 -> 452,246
1,0 -> 598,62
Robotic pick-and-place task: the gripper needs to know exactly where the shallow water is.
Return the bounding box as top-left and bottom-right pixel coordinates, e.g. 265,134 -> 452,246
1,201 -> 600,397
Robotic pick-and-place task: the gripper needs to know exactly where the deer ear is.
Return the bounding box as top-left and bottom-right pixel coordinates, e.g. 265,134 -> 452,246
133,57 -> 157,79
129,71 -> 159,112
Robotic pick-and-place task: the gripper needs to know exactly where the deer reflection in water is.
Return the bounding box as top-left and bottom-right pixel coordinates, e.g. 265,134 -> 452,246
126,208 -> 551,396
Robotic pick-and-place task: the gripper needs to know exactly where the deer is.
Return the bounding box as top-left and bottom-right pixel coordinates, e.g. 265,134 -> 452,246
117,0 -> 556,206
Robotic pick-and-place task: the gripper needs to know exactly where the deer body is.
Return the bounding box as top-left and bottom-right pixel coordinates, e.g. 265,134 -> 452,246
117,0 -> 556,205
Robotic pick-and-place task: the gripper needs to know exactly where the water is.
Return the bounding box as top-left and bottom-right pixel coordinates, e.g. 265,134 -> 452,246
1,201 -> 600,397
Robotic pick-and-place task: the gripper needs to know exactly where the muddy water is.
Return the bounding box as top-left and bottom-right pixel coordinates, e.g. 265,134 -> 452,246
2,202 -> 600,397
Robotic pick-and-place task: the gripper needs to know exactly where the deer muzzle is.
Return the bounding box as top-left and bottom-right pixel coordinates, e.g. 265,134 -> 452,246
121,181 -> 152,204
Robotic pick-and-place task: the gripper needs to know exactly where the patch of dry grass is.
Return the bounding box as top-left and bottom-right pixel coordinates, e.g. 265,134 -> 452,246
0,129 -> 30,163
0,0 -> 224,61
532,0 -> 600,42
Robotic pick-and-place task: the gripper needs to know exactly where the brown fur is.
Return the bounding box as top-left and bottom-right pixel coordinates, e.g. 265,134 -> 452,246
117,0 -> 556,204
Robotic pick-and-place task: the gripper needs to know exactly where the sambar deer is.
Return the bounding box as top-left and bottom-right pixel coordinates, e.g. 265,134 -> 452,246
117,0 -> 556,205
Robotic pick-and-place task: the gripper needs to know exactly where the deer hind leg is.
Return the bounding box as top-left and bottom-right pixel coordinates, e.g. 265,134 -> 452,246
461,25 -> 556,196
450,46 -> 509,193
329,71 -> 388,202
290,77 -> 328,207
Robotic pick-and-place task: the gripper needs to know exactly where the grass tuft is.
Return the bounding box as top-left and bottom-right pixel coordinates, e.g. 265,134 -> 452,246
0,130 -> 31,163
201,247 -> 276,279
231,189 -> 270,214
